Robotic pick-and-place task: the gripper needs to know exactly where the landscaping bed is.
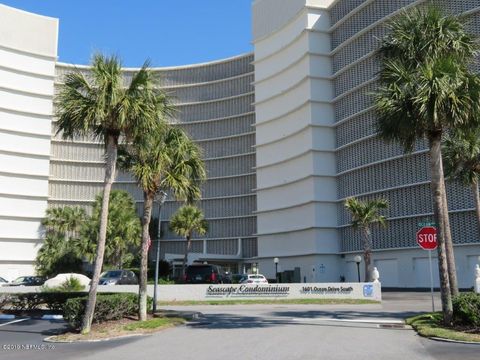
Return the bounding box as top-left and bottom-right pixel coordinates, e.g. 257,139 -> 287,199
406,292 -> 480,343
47,315 -> 185,342
407,312 -> 480,343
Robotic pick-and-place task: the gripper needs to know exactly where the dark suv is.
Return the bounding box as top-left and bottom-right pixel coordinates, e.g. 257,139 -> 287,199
184,264 -> 230,284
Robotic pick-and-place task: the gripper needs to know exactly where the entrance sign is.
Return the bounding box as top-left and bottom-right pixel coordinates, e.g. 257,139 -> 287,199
416,226 -> 437,312
416,226 -> 438,250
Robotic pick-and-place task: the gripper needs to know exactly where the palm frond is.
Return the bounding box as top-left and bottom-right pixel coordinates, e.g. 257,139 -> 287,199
374,6 -> 480,149
345,197 -> 388,229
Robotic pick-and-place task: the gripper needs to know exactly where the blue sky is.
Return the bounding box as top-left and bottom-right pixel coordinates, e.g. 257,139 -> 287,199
2,0 -> 253,67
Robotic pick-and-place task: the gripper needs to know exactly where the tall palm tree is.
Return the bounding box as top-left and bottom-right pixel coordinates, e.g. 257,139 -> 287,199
344,197 -> 388,282
169,205 -> 208,275
374,6 -> 480,324
55,54 -> 170,334
118,126 -> 206,320
443,129 -> 480,237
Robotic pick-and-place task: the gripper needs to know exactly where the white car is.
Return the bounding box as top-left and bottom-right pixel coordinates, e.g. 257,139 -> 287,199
239,274 -> 268,284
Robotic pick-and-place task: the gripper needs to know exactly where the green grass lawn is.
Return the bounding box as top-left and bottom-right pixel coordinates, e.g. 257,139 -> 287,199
406,313 -> 480,343
123,317 -> 185,331
157,298 -> 379,306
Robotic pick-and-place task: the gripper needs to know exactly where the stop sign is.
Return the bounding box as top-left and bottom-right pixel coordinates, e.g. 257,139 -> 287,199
416,226 -> 438,250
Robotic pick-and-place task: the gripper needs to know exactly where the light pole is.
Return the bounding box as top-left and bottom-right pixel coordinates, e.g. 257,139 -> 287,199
274,257 -> 279,283
354,255 -> 362,283
153,191 -> 167,314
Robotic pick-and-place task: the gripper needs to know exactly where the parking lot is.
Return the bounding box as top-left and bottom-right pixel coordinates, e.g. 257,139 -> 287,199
0,293 -> 479,360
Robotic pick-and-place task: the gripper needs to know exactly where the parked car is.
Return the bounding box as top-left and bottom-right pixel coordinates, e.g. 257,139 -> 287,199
184,264 -> 230,284
0,276 -> 8,286
3,276 -> 45,286
99,270 -> 138,285
239,274 -> 268,284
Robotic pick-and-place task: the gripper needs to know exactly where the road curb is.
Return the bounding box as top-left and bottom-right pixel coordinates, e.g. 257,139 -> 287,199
154,310 -> 202,321
44,333 -> 145,343
429,336 -> 480,345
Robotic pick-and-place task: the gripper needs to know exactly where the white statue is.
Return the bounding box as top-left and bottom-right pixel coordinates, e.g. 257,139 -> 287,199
372,267 -> 380,283
475,264 -> 480,294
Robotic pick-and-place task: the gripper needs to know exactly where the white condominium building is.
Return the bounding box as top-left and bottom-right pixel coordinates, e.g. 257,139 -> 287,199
0,0 -> 479,288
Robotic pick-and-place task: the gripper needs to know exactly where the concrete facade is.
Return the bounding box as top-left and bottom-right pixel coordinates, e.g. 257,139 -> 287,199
0,5 -> 58,280
0,1 -> 480,287
253,0 -> 480,286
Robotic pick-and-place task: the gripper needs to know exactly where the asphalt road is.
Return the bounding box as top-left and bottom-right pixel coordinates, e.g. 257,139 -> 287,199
0,293 -> 478,360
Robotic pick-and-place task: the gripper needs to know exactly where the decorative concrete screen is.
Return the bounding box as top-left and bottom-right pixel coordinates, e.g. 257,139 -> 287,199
0,282 -> 381,301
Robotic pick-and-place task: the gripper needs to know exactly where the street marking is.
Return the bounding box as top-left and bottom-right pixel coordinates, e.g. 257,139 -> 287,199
291,317 -> 404,324
0,317 -> 30,327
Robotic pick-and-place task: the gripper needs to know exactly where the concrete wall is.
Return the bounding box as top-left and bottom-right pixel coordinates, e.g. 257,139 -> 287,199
0,282 -> 382,302
343,245 -> 480,289
0,4 -> 58,280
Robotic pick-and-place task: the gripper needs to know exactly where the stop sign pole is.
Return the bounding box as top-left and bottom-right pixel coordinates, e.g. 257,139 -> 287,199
416,226 -> 438,312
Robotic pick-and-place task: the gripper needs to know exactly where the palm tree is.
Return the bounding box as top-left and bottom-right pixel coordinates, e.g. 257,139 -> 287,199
443,129 -> 480,237
42,206 -> 86,242
344,197 -> 388,282
36,233 -> 84,277
55,54 -> 170,334
373,6 -> 480,324
118,126 -> 206,320
37,207 -> 86,277
169,205 -> 208,275
79,190 -> 141,269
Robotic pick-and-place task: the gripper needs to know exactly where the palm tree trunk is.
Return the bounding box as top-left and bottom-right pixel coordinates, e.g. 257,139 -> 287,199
441,179 -> 458,296
363,227 -> 372,282
81,134 -> 117,334
182,235 -> 191,276
429,134 -> 453,325
139,192 -> 154,321
472,180 -> 480,240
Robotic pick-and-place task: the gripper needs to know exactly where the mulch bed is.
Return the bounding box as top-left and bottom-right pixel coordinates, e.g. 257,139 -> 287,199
451,325 -> 480,335
49,314 -> 181,342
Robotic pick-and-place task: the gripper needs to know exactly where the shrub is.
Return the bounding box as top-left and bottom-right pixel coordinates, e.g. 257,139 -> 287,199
0,294 -> 12,310
0,292 -> 88,312
63,293 -> 152,329
452,292 -> 480,328
42,292 -> 87,312
42,277 -> 86,293
9,293 -> 44,311
147,278 -> 175,285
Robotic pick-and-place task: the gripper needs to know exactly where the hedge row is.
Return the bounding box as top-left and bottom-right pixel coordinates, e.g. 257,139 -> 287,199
64,293 -> 152,329
0,292 -> 88,312
1,292 -> 152,329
